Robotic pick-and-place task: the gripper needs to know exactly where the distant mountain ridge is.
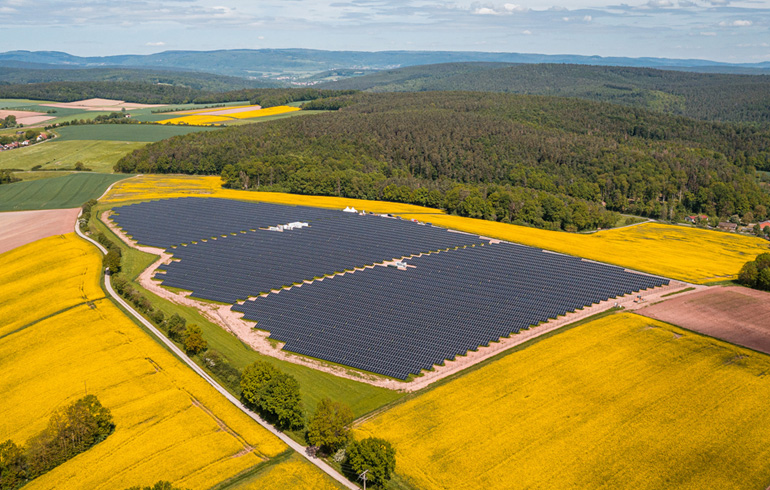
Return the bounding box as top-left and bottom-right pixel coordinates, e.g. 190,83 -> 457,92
0,49 -> 768,78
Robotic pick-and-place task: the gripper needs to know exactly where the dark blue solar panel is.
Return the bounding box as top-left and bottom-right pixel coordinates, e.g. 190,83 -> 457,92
233,243 -> 669,380
111,197 -> 669,381
110,197 -> 341,248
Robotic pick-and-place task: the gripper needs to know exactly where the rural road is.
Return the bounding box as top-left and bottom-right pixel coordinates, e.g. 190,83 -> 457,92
74,216 -> 359,490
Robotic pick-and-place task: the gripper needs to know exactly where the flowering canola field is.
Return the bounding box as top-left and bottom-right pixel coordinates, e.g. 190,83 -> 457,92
0,234 -> 289,489
356,313 -> 770,490
399,214 -> 769,283
157,106 -> 300,126
225,454 -> 346,490
0,234 -> 103,337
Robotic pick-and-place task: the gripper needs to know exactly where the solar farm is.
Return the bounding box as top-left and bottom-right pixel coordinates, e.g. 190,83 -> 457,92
110,197 -> 670,380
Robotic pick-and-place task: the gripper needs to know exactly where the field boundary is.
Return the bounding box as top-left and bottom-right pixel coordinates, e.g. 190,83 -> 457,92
75,216 -> 359,490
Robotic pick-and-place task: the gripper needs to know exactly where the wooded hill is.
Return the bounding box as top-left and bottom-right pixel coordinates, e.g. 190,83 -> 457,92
0,67 -> 279,91
0,81 -> 354,106
115,92 -> 770,231
320,63 -> 770,126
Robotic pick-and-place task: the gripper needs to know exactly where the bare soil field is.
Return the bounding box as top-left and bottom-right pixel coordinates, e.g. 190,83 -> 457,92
0,208 -> 80,254
0,109 -> 55,126
638,286 -> 770,353
41,98 -> 165,111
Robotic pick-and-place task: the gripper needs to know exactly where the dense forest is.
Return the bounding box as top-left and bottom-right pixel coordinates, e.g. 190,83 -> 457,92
115,92 -> 770,231
321,63 -> 770,126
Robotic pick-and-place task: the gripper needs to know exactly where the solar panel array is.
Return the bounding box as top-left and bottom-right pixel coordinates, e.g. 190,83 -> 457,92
110,197 -> 341,248
111,197 -> 669,380
233,243 -> 668,379
156,213 -> 485,303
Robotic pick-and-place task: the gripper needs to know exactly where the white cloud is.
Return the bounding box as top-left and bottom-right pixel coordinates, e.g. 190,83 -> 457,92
646,0 -> 674,8
145,41 -> 165,46
700,31 -> 717,35
474,7 -> 499,14
719,19 -> 752,26
503,3 -> 528,12
583,14 -> 592,20
522,29 -> 532,33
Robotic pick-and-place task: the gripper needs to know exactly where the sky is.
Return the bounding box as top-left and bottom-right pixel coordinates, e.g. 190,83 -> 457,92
0,0 -> 768,63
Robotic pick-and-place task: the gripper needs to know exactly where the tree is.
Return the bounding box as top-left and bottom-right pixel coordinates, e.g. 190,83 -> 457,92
757,267 -> 770,292
0,439 -> 27,490
183,324 -> 207,355
346,437 -> 396,488
738,261 -> 759,288
240,361 -> 304,429
307,398 -> 354,452
166,314 -> 187,341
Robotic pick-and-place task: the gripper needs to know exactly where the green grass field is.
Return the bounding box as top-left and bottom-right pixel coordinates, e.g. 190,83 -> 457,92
356,312 -> 770,490
91,205 -> 403,420
0,140 -> 146,174
0,173 -> 129,211
54,124 -> 220,142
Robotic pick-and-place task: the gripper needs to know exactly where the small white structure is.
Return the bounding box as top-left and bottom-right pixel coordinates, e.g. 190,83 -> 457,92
266,221 -> 309,232
343,206 -> 358,213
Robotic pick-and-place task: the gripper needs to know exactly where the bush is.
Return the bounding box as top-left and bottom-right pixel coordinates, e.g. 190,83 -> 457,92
201,350 -> 241,391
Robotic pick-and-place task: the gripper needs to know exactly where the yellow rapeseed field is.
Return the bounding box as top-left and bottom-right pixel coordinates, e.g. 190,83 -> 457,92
356,312 -> 770,490
0,234 -> 287,490
399,214 -> 769,283
101,174 -> 440,214
228,106 -> 300,119
157,115 -> 233,126
157,106 -> 300,125
0,234 -> 103,338
226,454 -> 346,490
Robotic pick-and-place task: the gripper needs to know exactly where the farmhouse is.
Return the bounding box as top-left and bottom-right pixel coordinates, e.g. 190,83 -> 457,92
759,220 -> 770,230
718,222 -> 738,232
685,214 -> 708,223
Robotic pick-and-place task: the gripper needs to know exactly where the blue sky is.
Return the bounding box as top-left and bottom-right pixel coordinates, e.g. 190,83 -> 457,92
1,0 -> 768,62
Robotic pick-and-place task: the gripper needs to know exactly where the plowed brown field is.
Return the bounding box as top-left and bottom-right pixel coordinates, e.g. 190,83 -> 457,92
638,286 -> 770,353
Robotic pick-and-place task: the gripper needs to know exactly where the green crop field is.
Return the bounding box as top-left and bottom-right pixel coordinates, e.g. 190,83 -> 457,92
0,173 -> 129,211
54,124 -> 220,142
0,139 -> 146,174
356,312 -> 770,490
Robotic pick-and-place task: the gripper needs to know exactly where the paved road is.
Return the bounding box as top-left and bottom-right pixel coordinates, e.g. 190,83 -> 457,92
74,217 -> 358,490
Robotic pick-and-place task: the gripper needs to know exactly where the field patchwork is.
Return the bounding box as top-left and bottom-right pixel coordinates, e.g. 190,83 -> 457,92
0,173 -> 129,211
0,139 -> 146,174
157,105 -> 300,125
355,312 -> 770,490
0,234 -> 289,489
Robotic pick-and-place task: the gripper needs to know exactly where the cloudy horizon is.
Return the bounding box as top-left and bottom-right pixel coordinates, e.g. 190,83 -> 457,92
0,0 -> 768,63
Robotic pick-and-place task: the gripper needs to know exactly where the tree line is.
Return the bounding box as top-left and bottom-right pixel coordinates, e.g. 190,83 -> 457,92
738,253 -> 770,291
0,396 -> 114,490
115,91 -> 770,231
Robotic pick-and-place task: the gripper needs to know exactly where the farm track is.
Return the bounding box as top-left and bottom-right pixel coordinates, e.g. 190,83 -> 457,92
74,216 -> 359,490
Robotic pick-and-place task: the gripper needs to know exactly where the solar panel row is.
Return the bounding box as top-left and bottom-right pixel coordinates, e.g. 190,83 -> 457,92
158,213 -> 485,303
111,197 -> 669,381
233,243 -> 668,379
110,197 -> 342,248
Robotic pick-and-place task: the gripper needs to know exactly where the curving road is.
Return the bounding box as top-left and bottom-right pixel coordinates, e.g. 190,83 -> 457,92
74,216 -> 358,490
